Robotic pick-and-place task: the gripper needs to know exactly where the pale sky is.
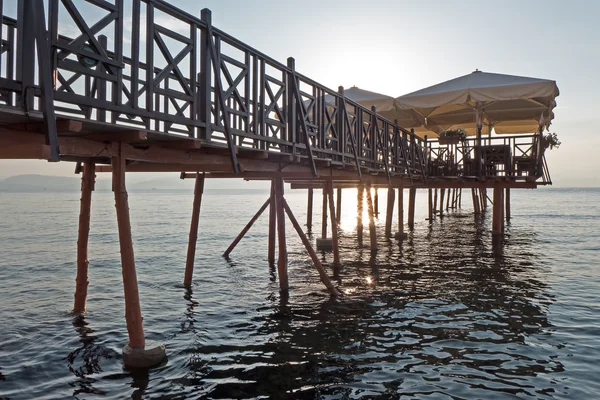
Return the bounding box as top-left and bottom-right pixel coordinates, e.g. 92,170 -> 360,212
1,0 -> 599,186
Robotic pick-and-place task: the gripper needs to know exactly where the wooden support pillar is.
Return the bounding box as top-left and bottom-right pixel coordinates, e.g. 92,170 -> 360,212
326,182 -> 340,265
223,197 -> 270,258
492,185 -> 504,235
385,187 -> 395,237
472,188 -> 481,215
428,188 -> 433,223
306,188 -> 313,232
374,188 -> 379,218
365,185 -> 377,251
439,188 -> 445,218
446,188 -> 451,210
505,188 -> 511,224
268,180 -> 276,265
397,187 -> 404,236
321,188 -> 328,239
433,188 -> 438,215
357,185 -> 364,243
112,143 -> 145,349
336,187 -> 342,223
458,188 -> 463,208
480,187 -> 487,212
282,199 -> 338,296
408,187 -> 416,230
184,173 -> 205,287
274,178 -> 288,292
73,161 -> 96,314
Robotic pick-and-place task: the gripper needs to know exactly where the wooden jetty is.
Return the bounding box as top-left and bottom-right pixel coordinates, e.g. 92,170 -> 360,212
0,1 -> 555,367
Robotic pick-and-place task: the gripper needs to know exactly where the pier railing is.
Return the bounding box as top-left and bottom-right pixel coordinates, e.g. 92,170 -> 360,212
0,0 -> 428,177
0,0 -> 547,182
425,134 -> 551,183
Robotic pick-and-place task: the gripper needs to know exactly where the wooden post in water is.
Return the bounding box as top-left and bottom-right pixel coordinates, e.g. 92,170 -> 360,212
492,185 -> 504,235
268,180 -> 276,265
357,185 -> 364,244
428,188 -> 433,223
274,178 -> 288,292
396,187 -> 404,238
480,187 -> 487,212
321,188 -> 328,239
374,188 -> 379,218
326,182 -> 340,265
184,173 -> 205,286
459,188 -> 463,208
385,187 -> 395,237
365,185 -> 377,251
408,187 -> 416,230
282,199 -> 339,297
306,188 -> 313,232
74,161 -> 96,314
111,143 -> 145,349
112,143 -> 165,368
223,197 -> 270,258
336,187 -> 342,224
505,188 -> 511,224
472,188 -> 481,215
439,188 -> 445,218
433,188 -> 438,216
446,188 -> 451,210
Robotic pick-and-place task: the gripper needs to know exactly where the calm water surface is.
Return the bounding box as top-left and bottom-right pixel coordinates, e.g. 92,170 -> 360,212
0,187 -> 599,399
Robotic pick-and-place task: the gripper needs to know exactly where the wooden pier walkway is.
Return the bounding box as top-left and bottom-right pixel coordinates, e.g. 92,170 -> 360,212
0,0 -> 554,367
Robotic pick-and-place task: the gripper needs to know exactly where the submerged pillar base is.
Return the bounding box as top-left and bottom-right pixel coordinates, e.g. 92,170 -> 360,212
394,232 -> 408,240
123,340 -> 166,368
316,238 -> 333,250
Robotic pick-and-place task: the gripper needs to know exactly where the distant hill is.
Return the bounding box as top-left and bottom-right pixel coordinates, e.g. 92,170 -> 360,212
0,174 -> 269,192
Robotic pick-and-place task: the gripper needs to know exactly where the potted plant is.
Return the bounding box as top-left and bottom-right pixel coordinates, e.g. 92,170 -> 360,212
541,132 -> 561,150
438,128 -> 467,145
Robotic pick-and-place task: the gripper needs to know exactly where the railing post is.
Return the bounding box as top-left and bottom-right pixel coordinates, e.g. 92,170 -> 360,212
286,57 -> 296,153
97,35 -> 108,122
337,86 -> 345,162
410,129 -> 416,172
199,8 -> 213,140
401,129 -> 409,175
16,0 -> 35,111
476,124 -> 482,177
370,107 -> 377,168
393,120 -> 400,172
424,135 -> 429,174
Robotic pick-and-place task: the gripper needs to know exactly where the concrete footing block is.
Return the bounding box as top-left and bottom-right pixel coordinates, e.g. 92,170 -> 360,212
316,238 -> 333,250
394,232 -> 408,240
123,340 -> 166,368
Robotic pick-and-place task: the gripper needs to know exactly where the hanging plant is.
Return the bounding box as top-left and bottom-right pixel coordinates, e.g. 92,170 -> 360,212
439,128 -> 467,139
542,132 -> 561,150
438,128 -> 467,144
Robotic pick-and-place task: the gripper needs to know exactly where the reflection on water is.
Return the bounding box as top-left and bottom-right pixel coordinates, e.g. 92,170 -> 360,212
170,213 -> 559,398
1,189 -> 598,398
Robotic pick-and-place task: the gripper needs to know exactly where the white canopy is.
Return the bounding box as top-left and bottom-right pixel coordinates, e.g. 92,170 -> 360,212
335,87 -> 442,137
393,70 -> 560,137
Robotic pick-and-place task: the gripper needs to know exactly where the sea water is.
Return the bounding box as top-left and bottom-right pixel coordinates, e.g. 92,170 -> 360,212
0,187 -> 599,399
